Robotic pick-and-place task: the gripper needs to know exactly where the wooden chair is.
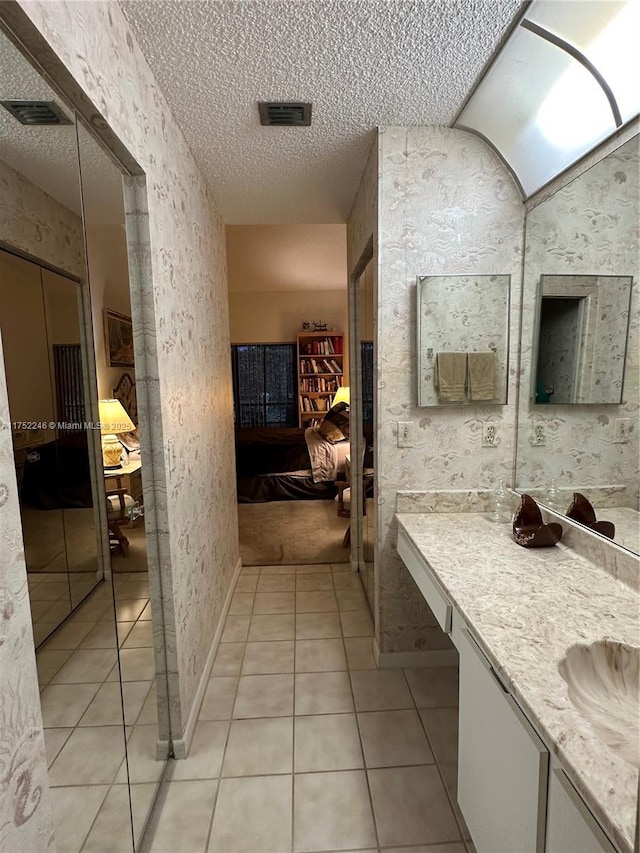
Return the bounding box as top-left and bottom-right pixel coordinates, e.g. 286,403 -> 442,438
105,474 -> 135,556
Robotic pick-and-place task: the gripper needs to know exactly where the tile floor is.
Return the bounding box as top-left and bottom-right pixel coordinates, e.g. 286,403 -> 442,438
143,563 -> 475,853
28,570 -> 101,647
35,570 -> 162,853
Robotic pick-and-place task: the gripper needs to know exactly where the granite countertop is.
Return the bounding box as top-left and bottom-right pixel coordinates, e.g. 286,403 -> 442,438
604,507 -> 640,555
396,512 -> 639,853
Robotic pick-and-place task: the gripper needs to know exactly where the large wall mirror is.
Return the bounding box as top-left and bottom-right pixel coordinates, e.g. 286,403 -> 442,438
417,274 -> 510,406
0,22 -> 168,851
515,132 -> 639,555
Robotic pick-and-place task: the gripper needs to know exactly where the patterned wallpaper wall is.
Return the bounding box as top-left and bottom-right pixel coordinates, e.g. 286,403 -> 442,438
0,159 -> 84,851
375,126 -> 524,653
516,136 -> 640,507
15,0 -> 242,735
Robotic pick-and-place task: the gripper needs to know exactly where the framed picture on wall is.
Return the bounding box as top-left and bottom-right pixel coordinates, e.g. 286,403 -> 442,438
104,309 -> 134,367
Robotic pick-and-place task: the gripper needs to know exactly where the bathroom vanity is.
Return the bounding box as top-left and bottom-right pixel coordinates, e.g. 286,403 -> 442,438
396,512 -> 639,853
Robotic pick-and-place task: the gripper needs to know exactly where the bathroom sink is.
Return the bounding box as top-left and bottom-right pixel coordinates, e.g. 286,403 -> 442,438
559,640 -> 640,768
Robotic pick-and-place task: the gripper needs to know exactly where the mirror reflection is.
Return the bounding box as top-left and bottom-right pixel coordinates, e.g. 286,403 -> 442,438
417,274 -> 510,406
534,274 -> 633,404
516,133 -> 639,556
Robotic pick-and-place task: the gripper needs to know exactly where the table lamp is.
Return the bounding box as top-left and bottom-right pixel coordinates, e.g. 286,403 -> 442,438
99,399 -> 135,469
331,386 -> 350,407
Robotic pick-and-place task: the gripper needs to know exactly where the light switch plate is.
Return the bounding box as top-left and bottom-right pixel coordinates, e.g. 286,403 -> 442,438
397,421 -> 414,447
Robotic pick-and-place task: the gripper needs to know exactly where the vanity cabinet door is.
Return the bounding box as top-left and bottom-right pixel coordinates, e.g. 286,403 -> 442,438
546,769 -> 616,853
457,627 -> 548,853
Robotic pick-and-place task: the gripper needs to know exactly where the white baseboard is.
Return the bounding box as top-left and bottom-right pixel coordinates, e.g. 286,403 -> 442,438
172,556 -> 242,759
374,639 -> 458,669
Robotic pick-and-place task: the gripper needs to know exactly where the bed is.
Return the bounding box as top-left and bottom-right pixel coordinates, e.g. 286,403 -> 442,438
235,426 -> 350,502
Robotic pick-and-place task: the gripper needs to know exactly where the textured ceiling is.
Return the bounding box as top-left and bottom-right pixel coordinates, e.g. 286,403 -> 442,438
0,28 -> 125,226
120,0 -> 523,224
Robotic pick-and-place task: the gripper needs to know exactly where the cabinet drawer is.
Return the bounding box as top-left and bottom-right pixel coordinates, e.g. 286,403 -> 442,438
397,528 -> 452,632
458,626 -> 548,853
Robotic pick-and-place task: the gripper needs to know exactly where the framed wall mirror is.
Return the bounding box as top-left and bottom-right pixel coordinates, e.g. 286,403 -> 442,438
515,132 -> 639,556
417,274 -> 510,406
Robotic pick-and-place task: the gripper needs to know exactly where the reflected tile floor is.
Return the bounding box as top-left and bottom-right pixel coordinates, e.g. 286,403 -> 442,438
143,563 -> 475,853
36,570 -> 156,853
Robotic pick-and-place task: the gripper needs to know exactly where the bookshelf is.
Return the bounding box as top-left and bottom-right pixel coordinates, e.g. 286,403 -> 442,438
297,331 -> 344,427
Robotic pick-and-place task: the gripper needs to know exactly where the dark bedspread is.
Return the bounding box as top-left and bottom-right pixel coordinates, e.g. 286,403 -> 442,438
235,427 -> 311,477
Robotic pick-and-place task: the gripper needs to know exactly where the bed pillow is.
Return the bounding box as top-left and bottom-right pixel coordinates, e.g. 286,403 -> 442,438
318,401 -> 350,443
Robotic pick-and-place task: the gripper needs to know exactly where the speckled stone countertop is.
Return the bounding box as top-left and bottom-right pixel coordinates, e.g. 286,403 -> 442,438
396,512 -> 639,853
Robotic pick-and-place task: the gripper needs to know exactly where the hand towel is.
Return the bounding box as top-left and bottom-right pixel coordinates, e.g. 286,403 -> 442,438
467,351 -> 496,401
434,352 -> 467,402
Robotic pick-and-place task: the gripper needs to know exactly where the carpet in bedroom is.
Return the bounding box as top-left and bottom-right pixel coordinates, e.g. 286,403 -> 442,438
238,499 -> 350,565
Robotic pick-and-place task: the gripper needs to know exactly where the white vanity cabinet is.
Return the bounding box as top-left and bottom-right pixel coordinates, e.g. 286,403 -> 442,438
546,768 -> 617,853
454,616 -> 549,853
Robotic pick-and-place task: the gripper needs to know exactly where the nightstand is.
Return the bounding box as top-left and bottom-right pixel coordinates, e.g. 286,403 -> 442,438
104,459 -> 143,504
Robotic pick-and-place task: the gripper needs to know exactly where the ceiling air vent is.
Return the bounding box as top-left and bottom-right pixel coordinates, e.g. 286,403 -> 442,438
0,100 -> 72,126
258,101 -> 312,127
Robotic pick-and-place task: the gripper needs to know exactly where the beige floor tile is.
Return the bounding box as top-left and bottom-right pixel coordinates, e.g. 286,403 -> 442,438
48,726 -> 126,786
233,673 -> 294,718
257,574 -> 295,592
294,770 -> 376,852
439,761 -> 472,841
350,669 -> 414,711
76,621 -> 118,649
296,591 -> 338,613
199,677 -> 238,720
221,614 -> 251,643
169,720 -> 228,780
40,682 -> 101,727
336,590 -> 369,612
115,581 -> 150,600
253,592 -> 295,614
119,647 -> 156,681
260,565 -> 296,575
385,846 -> 467,853
340,610 -> 374,637
118,724 -> 166,784
295,573 -> 334,591
139,602 -> 152,621
248,613 -> 295,641
147,780 -> 218,853
43,727 -> 73,768
242,640 -> 294,674
235,574 -> 259,592
420,707 -> 459,764
295,564 -> 331,574
49,785 -> 109,853
51,648 -> 117,684
295,612 -> 342,639
29,581 -> 69,601
137,681 -> 159,725
117,622 -> 135,647
331,563 -> 352,573
368,765 -> 461,847
222,717 -> 293,776
294,713 -> 363,772
36,648 -> 73,686
228,592 -> 255,615
295,671 -> 354,715
332,572 -> 364,590
358,709 -> 434,767
115,599 -> 149,622
405,666 -> 459,709
295,638 -> 347,672
344,637 -> 377,670
240,565 -> 260,575
122,620 -> 154,648
209,775 -> 292,853
81,783 -> 138,853
211,642 -> 244,676
131,782 -> 164,846
78,680 -> 148,727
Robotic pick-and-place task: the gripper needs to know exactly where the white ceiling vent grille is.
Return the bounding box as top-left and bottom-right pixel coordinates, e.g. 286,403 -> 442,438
0,100 -> 72,125
258,102 -> 312,127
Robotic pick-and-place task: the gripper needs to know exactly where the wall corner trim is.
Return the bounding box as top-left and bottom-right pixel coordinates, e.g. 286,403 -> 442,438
171,557 -> 242,759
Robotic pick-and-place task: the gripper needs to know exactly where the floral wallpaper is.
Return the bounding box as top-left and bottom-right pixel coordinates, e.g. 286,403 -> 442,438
516,135 -> 640,509
375,126 -> 524,654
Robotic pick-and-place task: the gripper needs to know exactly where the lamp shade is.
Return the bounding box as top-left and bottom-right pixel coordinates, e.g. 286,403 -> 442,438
99,399 -> 135,435
331,386 -> 350,407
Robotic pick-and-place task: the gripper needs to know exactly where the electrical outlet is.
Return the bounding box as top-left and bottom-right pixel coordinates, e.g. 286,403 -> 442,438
482,422 -> 500,447
397,421 -> 414,448
529,422 -> 546,447
614,417 -> 630,444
